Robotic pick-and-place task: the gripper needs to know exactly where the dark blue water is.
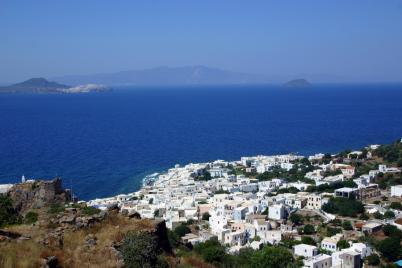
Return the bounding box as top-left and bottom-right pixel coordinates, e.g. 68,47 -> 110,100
1,84 -> 402,200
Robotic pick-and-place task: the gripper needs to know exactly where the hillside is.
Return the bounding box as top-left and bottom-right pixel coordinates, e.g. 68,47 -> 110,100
0,178 -> 172,267
0,78 -> 110,94
52,66 -> 268,86
0,78 -> 69,93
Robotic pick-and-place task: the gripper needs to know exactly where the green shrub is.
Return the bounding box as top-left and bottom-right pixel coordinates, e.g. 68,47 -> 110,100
24,211 -> 38,224
303,224 -> 315,234
390,202 -> 402,210
301,236 -> 316,246
378,237 -> 402,262
81,206 -> 100,216
249,246 -> 295,268
174,224 -> 191,238
342,220 -> 353,230
194,238 -> 228,264
337,240 -> 350,249
47,204 -> 65,214
384,210 -> 395,219
289,213 -> 303,225
322,197 -> 364,217
326,226 -> 342,237
366,253 -> 380,266
202,212 -> 210,221
0,194 -> 21,227
120,231 -> 168,268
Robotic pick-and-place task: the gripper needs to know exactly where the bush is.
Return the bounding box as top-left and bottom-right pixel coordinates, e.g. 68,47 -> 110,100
327,227 -> 342,237
289,213 -> 303,225
373,211 -> 383,219
303,224 -> 315,234
390,202 -> 402,210
342,221 -> 353,230
366,253 -> 380,266
24,211 -> 38,224
377,237 -> 402,262
174,224 -> 191,238
330,219 -> 342,226
301,236 -> 316,246
382,224 -> 402,239
194,238 -> 228,264
322,197 -> 364,217
249,246 -> 295,268
47,204 -> 64,214
120,231 -> 168,268
337,240 -> 350,250
384,210 -> 395,219
81,206 -> 101,216
202,212 -> 210,221
0,194 -> 21,227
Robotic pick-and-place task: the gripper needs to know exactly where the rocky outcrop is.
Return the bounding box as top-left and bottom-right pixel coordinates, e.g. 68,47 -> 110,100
8,178 -> 71,214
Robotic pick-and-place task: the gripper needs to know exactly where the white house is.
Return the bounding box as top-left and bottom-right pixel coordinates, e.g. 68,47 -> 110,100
321,233 -> 343,252
260,230 -> 282,244
304,254 -> 332,268
294,244 -> 319,258
306,194 -> 322,210
391,185 -> 402,197
281,162 -> 294,171
268,204 -> 285,220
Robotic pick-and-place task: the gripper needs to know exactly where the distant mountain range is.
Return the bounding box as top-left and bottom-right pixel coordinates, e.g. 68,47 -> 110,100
0,78 -> 109,94
52,66 -> 270,86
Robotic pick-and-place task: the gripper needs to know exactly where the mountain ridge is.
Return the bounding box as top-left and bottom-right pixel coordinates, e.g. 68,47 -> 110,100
0,78 -> 109,94
52,66 -> 269,86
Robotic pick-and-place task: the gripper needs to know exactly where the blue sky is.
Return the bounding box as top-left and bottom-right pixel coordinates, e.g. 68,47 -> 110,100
1,0 -> 402,83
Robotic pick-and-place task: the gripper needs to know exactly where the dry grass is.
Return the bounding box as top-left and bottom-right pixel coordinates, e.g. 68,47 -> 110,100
0,239 -> 44,268
181,255 -> 215,268
0,212 -> 160,268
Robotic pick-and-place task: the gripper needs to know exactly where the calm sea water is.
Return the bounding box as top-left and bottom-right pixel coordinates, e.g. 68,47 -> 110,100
1,84 -> 402,200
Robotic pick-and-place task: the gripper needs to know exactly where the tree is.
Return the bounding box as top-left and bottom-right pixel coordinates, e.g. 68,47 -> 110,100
378,237 -> 402,262
174,224 -> 191,237
202,212 -> 210,221
330,219 -> 342,226
24,211 -> 38,224
384,210 -> 395,219
382,224 -> 402,239
327,227 -> 342,237
337,240 -> 350,250
303,224 -> 315,235
390,202 -> 402,210
249,246 -> 295,268
194,238 -> 229,264
289,213 -> 303,225
234,248 -> 256,267
0,194 -> 21,227
366,253 -> 380,266
301,236 -> 316,246
120,231 -> 167,268
373,211 -> 383,219
322,197 -> 364,217
342,220 -> 353,230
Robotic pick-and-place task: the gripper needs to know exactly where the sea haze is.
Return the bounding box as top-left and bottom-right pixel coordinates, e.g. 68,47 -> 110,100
1,84 -> 402,200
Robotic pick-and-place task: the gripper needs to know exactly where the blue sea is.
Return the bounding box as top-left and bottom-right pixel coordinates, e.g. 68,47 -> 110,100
1,84 -> 402,200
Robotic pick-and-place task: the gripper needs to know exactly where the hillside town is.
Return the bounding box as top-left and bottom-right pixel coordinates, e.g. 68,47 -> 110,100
85,139 -> 402,268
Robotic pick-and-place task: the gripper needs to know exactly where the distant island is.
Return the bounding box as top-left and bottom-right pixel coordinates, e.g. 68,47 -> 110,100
0,78 -> 110,94
52,66 -> 267,86
283,79 -> 311,88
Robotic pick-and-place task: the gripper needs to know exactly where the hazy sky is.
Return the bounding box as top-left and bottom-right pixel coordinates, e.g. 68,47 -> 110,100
1,0 -> 402,83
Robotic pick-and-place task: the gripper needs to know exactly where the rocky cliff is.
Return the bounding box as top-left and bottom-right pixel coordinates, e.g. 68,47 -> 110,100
9,178 -> 71,214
